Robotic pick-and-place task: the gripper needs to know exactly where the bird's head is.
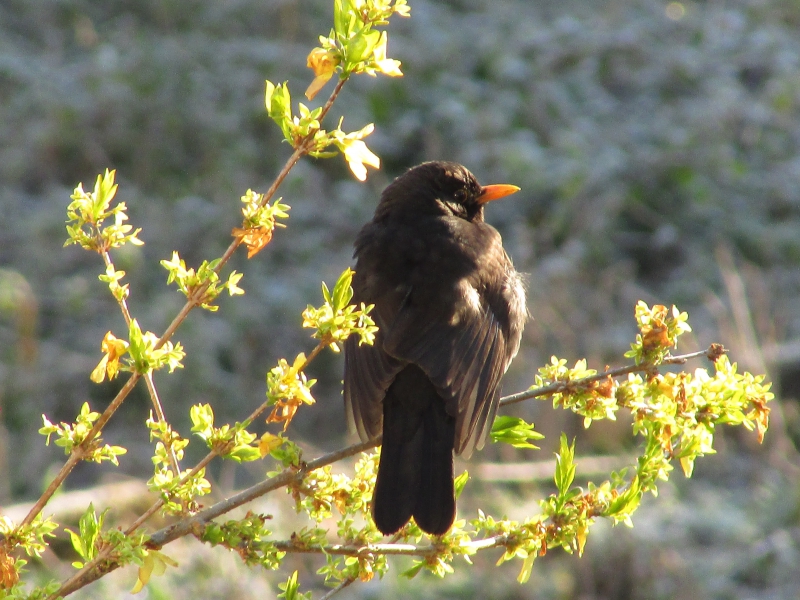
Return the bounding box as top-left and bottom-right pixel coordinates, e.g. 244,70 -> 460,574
375,161 -> 519,222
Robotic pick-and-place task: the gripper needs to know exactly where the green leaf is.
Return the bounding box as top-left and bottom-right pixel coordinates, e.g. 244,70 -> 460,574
321,281 -> 332,306
226,445 -> 261,463
332,267 -> 354,310
277,570 -> 301,600
554,434 -> 576,498
606,476 -> 642,525
454,470 -> 469,498
401,560 -> 426,579
490,415 -> 544,449
65,503 -> 107,562
264,80 -> 275,110
333,0 -> 348,37
65,529 -> 84,559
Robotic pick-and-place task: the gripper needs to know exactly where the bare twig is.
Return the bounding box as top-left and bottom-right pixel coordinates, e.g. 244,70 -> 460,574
271,536 -> 510,557
473,454 -> 637,482
319,577 -> 356,600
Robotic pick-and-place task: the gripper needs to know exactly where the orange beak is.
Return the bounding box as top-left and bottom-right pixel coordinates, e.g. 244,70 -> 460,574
477,184 -> 520,204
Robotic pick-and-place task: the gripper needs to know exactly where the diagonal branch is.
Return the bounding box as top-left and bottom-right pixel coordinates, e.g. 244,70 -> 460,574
53,438 -> 380,597
319,577 -> 356,600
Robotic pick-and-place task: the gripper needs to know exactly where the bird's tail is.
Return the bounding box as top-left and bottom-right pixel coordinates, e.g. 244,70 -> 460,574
372,366 -> 455,536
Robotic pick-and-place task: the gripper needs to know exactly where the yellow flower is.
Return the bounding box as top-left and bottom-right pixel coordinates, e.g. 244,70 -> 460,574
266,354 -> 316,430
343,138 -> 381,181
259,432 -> 283,457
393,0 -> 411,17
332,123 -> 380,181
131,551 -> 178,594
90,331 -> 129,383
305,47 -> 338,100
371,32 -> 402,77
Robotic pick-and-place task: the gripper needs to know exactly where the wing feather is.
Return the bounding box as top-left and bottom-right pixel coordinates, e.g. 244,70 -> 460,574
382,281 -> 514,457
344,328 -> 402,441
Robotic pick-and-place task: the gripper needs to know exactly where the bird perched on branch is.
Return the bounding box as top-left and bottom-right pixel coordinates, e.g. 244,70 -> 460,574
344,161 -> 527,535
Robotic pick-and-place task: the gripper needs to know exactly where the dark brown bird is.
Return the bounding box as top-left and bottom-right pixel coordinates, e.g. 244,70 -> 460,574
344,161 -> 526,536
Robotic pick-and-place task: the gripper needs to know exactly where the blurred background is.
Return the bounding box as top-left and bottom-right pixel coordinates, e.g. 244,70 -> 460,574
2,0 -> 800,598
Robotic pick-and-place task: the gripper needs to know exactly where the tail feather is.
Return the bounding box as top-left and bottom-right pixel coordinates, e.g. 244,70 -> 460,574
372,365 -> 456,536
372,418 -> 423,535
412,403 -> 455,535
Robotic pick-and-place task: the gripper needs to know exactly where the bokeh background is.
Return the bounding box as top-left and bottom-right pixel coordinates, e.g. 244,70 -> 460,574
2,0 -> 800,598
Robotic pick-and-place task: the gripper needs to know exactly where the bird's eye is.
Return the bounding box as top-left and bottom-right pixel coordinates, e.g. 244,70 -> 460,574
453,189 -> 468,203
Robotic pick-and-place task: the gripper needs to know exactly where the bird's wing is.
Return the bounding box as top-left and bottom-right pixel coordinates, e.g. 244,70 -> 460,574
343,262 -> 407,442
344,327 -> 402,442
382,277 -> 516,458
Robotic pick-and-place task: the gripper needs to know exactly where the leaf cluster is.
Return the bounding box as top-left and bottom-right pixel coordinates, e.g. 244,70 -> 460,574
64,170 -> 143,253
302,267 -> 378,352
161,252 -> 244,311
39,403 -> 127,465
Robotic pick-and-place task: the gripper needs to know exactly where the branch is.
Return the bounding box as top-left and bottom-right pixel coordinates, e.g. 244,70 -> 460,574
319,577 -> 356,600
473,454 -> 637,482
20,372 -> 142,528
161,78 -> 346,312
101,250 -> 182,476
53,437 -> 380,597
46,79 -> 352,600
148,346 -> 723,550
499,345 -> 724,407
148,437 -> 380,548
132,336 -> 331,533
271,534 -> 510,557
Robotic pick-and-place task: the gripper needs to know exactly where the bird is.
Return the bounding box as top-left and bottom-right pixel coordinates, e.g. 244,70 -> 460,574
343,161 -> 527,536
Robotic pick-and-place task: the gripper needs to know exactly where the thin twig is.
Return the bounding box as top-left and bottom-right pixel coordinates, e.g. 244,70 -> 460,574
50,345 -> 721,597
125,337 -> 331,534
500,346 -> 722,407
270,538 -> 507,556
473,454 -> 637,482
148,437 -> 381,548
154,78 -> 346,356
319,577 -> 355,600
102,250 -> 182,476
20,372 -> 141,528
159,347 -> 717,547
